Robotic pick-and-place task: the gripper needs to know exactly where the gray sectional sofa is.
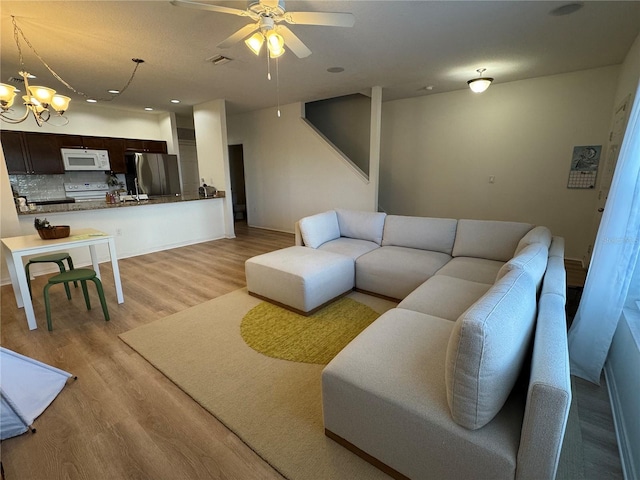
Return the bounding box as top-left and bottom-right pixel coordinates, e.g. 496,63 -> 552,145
289,209 -> 571,480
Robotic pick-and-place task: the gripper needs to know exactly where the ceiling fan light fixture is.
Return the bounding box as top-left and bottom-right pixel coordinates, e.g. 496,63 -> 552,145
245,32 -> 265,56
266,31 -> 285,57
467,68 -> 493,93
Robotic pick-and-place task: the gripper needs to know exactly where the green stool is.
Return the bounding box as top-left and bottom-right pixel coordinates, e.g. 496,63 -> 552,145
26,252 -> 77,298
43,268 -> 110,332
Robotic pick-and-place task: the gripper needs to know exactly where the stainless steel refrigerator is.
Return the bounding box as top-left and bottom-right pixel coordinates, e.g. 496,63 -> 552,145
125,153 -> 182,197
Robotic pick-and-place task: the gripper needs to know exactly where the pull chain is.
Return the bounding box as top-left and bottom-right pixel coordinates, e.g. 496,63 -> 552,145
276,57 -> 281,117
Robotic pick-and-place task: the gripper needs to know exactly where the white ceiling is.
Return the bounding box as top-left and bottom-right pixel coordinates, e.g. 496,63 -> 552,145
1,1 -> 639,117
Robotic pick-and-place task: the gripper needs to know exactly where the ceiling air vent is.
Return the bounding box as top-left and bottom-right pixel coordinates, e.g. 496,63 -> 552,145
206,54 -> 232,66
7,76 -> 24,84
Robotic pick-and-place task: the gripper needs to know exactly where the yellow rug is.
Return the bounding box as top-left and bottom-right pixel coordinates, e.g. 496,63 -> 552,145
241,298 -> 380,364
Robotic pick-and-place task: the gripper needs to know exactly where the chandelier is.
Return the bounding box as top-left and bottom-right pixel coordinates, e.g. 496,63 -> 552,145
0,16 -> 144,127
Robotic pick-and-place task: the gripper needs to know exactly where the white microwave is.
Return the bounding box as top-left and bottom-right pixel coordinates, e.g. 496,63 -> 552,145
61,148 -> 111,171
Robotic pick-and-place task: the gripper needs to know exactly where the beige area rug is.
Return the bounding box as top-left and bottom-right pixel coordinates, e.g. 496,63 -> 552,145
119,288 -> 397,480
120,288 -> 584,480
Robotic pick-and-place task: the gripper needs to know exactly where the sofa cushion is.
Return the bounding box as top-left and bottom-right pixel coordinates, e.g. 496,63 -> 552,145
355,246 -> 452,300
435,257 -> 505,285
452,219 -> 534,262
322,308 -> 524,479
496,242 -> 549,288
318,237 -> 379,260
298,210 -> 340,248
398,275 -> 492,321
445,268 -> 537,430
335,209 -> 386,245
398,275 -> 491,322
381,215 -> 458,255
514,226 -> 552,255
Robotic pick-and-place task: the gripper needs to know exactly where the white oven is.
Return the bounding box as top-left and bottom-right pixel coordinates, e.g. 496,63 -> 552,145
61,148 -> 111,171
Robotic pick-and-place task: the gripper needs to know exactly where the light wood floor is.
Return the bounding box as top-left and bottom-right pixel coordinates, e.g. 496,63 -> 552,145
0,223 -> 622,479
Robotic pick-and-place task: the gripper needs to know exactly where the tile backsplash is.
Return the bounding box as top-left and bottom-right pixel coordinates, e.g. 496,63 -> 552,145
10,172 -> 125,202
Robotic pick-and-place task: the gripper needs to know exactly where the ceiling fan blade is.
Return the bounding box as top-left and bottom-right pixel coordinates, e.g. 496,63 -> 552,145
170,0 -> 252,18
217,23 -> 259,49
284,11 -> 355,27
278,25 -> 312,58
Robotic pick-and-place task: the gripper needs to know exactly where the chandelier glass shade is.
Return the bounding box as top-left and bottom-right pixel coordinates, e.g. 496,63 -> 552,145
0,71 -> 71,126
467,68 -> 494,93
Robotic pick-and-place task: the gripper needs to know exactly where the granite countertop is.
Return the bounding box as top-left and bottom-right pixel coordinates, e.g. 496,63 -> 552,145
17,192 -> 225,216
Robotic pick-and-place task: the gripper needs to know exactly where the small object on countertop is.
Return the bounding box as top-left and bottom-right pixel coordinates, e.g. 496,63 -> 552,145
28,203 -> 36,211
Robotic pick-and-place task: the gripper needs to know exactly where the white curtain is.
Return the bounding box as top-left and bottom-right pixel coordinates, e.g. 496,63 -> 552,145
568,80 -> 640,384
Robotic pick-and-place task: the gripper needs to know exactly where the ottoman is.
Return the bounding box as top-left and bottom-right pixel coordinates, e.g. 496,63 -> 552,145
245,246 -> 354,315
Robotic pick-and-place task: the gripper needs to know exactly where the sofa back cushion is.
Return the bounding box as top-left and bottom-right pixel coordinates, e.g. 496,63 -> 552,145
514,226 -> 552,255
299,210 -> 341,248
452,219 -> 534,262
445,268 -> 537,430
335,209 -> 387,245
495,242 -> 549,290
381,215 -> 458,255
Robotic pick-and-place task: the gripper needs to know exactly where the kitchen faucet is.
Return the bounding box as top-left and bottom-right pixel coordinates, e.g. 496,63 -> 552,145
134,177 -> 140,202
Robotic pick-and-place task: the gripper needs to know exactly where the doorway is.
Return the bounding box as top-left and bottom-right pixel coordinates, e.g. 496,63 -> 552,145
228,144 -> 247,223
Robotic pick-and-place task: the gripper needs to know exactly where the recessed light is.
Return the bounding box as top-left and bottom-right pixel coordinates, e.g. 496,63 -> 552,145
170,99 -> 180,104
107,89 -> 120,94
327,67 -> 345,73
144,107 -> 154,111
549,2 -> 583,16
86,98 -> 97,103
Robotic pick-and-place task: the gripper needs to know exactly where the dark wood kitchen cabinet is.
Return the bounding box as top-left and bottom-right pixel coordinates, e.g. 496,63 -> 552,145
1,131 -> 29,174
3,131 -> 168,175
1,131 -> 64,174
125,139 -> 167,154
103,137 -> 127,173
57,134 -> 104,149
23,133 -> 65,174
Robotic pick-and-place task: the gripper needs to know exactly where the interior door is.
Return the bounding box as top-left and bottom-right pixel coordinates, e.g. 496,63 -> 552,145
585,96 -> 631,266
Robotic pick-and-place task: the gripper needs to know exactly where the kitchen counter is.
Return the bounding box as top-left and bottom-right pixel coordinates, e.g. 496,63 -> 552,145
16,192 -> 225,216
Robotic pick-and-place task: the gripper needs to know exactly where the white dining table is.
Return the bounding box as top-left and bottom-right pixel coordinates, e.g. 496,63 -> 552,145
1,228 -> 124,330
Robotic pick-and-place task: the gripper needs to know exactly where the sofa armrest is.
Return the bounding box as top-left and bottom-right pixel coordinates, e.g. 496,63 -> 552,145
516,291 -> 571,480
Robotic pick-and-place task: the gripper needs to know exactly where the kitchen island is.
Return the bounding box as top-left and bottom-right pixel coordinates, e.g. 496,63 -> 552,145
16,192 -> 225,216
7,194 -> 229,286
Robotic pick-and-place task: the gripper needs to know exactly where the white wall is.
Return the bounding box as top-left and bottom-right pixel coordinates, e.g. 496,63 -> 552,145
227,102 -> 377,233
4,199 -> 226,285
380,66 -> 620,261
193,99 -> 234,237
0,101 -> 168,138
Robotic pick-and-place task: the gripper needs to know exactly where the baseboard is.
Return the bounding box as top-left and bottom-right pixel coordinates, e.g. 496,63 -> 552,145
604,362 -> 637,480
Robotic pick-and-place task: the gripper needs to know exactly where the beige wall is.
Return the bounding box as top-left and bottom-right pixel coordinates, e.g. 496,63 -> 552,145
227,102 -> 378,233
379,66 -> 620,260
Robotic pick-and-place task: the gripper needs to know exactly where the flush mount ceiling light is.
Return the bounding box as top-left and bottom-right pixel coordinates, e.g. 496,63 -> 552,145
0,16 -> 144,126
467,68 -> 494,93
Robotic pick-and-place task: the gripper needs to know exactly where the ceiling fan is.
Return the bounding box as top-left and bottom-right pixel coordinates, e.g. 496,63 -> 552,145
171,0 -> 355,59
